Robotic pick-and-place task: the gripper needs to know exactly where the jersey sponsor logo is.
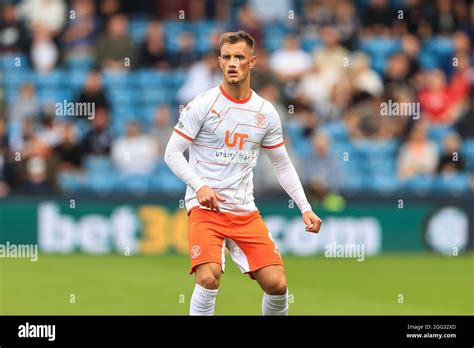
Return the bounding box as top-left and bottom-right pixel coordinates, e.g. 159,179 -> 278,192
224,131 -> 248,150
254,113 -> 266,126
190,245 -> 201,259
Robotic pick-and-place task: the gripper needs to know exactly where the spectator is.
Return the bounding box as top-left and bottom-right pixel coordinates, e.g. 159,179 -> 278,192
81,107 -> 112,155
151,105 -> 174,160
437,132 -> 465,174
250,47 -> 283,97
313,24 -> 349,74
177,50 -> 221,105
36,112 -> 63,148
350,52 -> 384,98
172,32 -> 200,70
335,1 -> 360,50
270,35 -> 312,81
247,0 -> 291,25
29,23 -> 60,73
77,70 -> 110,110
0,118 -> 13,196
53,123 -> 84,171
61,0 -> 100,58
362,0 -> 394,35
0,4 -> 29,54
418,69 -> 457,124
139,21 -> 172,70
94,14 -> 136,71
112,121 -> 158,175
398,122 -> 439,179
7,83 -> 39,123
301,132 -> 341,199
232,5 -> 263,44
17,0 -> 66,35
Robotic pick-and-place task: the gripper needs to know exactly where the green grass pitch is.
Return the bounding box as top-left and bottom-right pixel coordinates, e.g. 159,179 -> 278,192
1,253 -> 473,315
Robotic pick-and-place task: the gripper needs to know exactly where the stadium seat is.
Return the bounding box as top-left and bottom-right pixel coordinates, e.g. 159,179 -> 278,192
402,175 -> 434,194
149,164 -> 186,193
84,155 -> 114,174
129,19 -> 149,43
85,171 -> 118,194
432,173 -> 470,194
0,53 -> 29,70
102,72 -> 130,89
116,174 -> 150,195
427,125 -> 456,142
57,171 -> 85,192
320,122 -> 349,142
369,173 -> 401,193
65,56 -> 94,71
461,139 -> 474,170
359,37 -> 401,73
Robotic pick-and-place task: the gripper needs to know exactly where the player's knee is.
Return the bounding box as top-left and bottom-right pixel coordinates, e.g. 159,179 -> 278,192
264,277 -> 287,295
196,272 -> 220,289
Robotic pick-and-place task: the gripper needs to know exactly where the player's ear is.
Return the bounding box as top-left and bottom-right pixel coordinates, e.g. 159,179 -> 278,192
249,55 -> 256,70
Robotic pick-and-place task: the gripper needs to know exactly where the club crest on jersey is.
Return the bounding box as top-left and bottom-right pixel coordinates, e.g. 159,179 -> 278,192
254,113 -> 266,127
190,245 -> 201,259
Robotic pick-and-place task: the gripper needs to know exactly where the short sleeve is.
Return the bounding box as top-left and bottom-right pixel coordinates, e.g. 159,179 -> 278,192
261,102 -> 284,149
174,94 -> 205,141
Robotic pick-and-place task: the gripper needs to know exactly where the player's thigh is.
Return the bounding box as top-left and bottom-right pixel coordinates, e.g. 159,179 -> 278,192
188,208 -> 226,275
230,212 -> 284,273
250,265 -> 288,295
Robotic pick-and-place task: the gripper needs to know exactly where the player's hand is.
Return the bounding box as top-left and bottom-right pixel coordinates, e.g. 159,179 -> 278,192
196,185 -> 226,212
302,211 -> 322,233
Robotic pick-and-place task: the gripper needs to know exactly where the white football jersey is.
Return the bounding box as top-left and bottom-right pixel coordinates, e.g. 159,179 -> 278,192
174,85 -> 284,214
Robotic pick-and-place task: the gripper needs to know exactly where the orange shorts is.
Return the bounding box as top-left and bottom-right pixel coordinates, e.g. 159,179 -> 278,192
187,206 -> 284,277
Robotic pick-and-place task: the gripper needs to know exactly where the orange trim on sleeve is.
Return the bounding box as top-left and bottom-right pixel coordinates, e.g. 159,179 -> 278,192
261,142 -> 284,149
219,84 -> 252,104
174,128 -> 194,141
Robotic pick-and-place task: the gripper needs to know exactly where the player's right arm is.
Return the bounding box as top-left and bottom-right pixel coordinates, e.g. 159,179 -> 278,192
164,95 -> 225,212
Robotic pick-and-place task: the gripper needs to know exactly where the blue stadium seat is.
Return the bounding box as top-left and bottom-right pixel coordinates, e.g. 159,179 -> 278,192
37,88 -> 74,106
85,171 -> 118,194
4,69 -> 34,89
432,173 -> 470,194
68,69 -> 89,91
129,19 -> 149,43
136,70 -> 172,88
102,72 -> 130,89
65,56 -> 94,71
402,175 -> 434,194
320,122 -> 348,142
369,173 -> 401,193
301,37 -> 322,52
57,171 -> 85,192
461,139 -> 474,170
359,37 -> 401,73
116,174 -> 150,195
84,155 -> 114,173
0,53 -> 29,70
427,125 -> 455,142
33,70 -> 65,88
149,164 -> 186,193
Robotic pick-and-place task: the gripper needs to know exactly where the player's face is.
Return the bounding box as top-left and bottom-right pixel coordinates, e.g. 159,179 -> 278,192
219,42 -> 256,85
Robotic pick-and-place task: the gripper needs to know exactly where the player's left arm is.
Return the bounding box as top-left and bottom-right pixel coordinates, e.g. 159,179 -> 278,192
262,145 -> 322,233
260,102 -> 321,233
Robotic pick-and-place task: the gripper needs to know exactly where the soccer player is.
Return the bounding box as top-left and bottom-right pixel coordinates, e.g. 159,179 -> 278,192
164,30 -> 322,315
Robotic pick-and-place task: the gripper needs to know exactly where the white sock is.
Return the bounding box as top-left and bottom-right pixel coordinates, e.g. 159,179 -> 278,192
262,290 -> 289,316
190,284 -> 219,315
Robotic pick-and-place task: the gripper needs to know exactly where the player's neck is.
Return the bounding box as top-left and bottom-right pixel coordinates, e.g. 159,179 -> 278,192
220,81 -> 252,103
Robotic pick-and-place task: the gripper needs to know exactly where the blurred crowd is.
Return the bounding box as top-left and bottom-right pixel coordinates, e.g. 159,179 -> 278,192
0,0 -> 473,199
